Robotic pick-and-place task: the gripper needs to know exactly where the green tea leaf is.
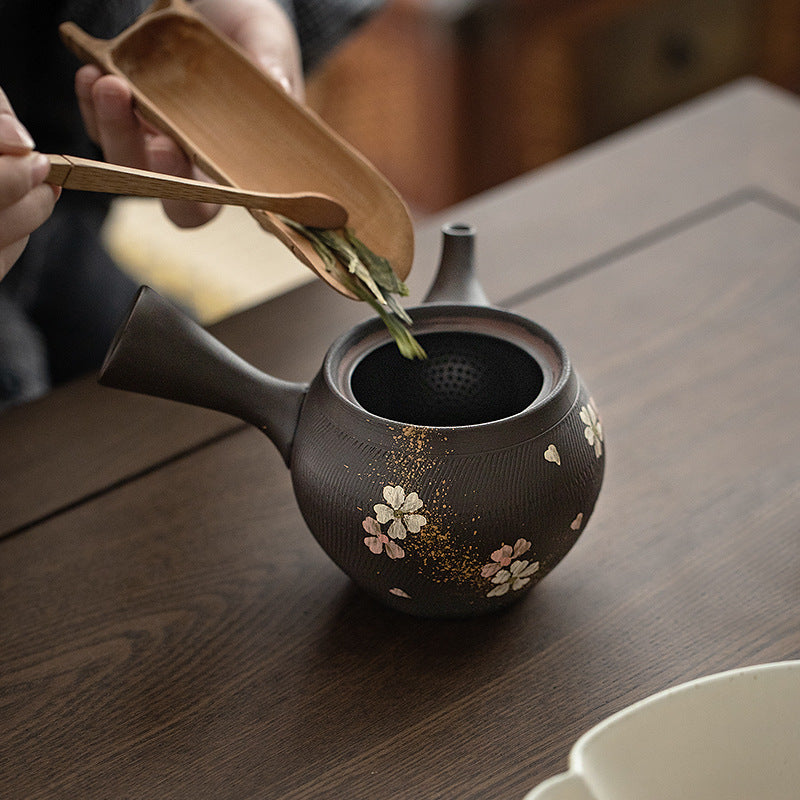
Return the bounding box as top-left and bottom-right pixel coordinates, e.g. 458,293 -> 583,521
278,217 -> 426,360
344,228 -> 409,297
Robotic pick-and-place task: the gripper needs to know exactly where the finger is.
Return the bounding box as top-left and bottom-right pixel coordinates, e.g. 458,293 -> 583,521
0,152 -> 50,207
237,17 -> 304,100
0,182 -> 58,246
74,64 -> 105,145
0,183 -> 59,279
0,236 -> 29,280
0,85 -> 15,116
91,74 -> 149,169
147,134 -> 220,228
258,54 -> 303,100
0,86 -> 35,155
195,0 -> 304,100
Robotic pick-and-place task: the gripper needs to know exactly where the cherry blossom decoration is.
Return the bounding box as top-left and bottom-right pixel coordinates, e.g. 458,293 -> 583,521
481,538 -> 540,598
580,399 -> 603,458
362,485 -> 428,560
374,485 -> 427,538
363,516 -> 405,559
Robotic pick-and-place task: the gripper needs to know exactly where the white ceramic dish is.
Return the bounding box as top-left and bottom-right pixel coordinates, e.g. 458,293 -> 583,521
525,661 -> 800,800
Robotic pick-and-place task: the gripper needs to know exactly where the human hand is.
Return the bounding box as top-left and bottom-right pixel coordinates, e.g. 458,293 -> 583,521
75,0 -> 304,229
0,89 -> 60,280
193,0 -> 304,99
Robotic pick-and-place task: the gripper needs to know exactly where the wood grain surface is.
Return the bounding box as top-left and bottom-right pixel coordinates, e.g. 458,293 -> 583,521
45,154 -> 349,228
1,79 -> 799,799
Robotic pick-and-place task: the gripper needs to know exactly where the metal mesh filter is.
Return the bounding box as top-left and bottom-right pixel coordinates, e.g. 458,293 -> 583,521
349,331 -> 544,426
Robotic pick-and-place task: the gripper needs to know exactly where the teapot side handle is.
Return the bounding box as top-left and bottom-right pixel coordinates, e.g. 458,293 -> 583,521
422,222 -> 490,307
99,286 -> 306,466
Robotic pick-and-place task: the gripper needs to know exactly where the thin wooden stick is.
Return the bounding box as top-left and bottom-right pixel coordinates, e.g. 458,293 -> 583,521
45,154 -> 348,229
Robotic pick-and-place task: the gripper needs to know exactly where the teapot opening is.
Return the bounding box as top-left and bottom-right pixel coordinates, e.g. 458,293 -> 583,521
349,331 -> 544,426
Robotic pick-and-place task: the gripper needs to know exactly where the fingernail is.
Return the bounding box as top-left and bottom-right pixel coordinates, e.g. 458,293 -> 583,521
260,61 -> 293,94
0,113 -> 35,151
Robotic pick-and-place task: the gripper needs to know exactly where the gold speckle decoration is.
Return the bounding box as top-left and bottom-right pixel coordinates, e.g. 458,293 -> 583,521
544,444 -> 561,465
570,512 -> 584,531
378,425 -> 484,591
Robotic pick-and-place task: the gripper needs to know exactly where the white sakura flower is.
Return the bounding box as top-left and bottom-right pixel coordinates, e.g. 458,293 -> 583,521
487,559 -> 539,597
580,401 -> 603,458
374,485 -> 427,540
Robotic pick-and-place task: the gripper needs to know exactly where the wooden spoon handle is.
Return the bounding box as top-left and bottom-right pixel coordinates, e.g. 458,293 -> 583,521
45,154 -> 348,229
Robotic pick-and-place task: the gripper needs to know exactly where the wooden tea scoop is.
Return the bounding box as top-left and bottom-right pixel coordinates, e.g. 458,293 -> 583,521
60,0 -> 415,299
45,154 -> 348,229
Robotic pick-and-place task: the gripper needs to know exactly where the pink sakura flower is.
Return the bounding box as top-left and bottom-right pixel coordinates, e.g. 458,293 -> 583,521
480,538 -> 531,578
363,517 -> 405,559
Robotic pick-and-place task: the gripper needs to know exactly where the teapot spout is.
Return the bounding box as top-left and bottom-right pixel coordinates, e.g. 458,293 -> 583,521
423,222 -> 490,306
99,286 -> 306,466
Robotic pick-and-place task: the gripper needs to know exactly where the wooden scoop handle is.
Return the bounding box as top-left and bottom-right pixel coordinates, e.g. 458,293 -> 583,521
45,154 -> 348,229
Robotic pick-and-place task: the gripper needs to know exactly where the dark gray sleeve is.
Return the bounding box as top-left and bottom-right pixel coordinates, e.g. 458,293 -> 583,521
274,0 -> 386,72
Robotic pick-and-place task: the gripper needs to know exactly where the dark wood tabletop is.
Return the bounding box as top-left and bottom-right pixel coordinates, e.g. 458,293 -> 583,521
2,78 -> 799,799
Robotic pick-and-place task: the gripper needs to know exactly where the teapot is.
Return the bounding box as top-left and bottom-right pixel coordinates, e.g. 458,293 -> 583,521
100,224 -> 604,617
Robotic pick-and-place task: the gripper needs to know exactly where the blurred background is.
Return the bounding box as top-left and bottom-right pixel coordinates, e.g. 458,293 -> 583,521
105,0 -> 800,322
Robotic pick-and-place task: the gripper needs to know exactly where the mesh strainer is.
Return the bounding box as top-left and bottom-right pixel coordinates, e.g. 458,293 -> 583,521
350,330 -> 544,427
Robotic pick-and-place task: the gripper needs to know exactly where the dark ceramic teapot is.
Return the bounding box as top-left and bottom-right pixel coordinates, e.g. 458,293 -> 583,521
100,224 -> 604,617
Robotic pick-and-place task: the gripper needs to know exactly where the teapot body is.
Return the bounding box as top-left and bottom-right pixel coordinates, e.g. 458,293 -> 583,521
98,224 -> 606,618
291,304 -> 605,617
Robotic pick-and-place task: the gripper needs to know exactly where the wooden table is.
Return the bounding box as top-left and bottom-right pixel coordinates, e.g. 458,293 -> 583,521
2,78 -> 799,798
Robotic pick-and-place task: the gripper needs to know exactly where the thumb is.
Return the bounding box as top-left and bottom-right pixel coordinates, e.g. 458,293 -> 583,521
237,17 -> 304,99
0,87 -> 35,154
194,0 -> 304,100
